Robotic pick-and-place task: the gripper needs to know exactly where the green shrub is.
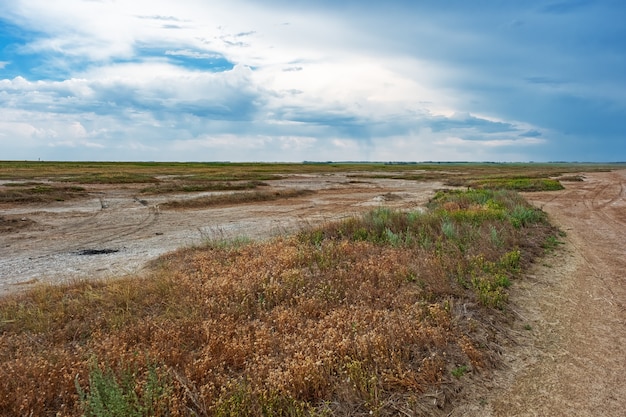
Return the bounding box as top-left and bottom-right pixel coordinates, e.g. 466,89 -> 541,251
76,361 -> 171,417
509,205 -> 545,228
441,220 -> 457,240
471,275 -> 509,309
451,365 -> 468,378
498,250 -> 521,272
489,225 -> 503,248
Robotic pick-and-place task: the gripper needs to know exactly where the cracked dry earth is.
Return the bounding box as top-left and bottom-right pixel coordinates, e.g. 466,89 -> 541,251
454,169 -> 626,417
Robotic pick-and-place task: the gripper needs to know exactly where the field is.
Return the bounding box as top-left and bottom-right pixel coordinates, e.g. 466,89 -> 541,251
0,161 -> 624,416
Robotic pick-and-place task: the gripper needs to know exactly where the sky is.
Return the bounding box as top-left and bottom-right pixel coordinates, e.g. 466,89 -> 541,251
0,0 -> 625,162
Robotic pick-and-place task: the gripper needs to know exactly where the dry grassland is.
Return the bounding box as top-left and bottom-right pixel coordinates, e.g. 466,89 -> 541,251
0,172 -> 562,416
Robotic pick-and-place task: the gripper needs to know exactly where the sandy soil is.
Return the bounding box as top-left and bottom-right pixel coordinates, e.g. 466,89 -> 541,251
0,172 -> 444,295
454,169 -> 626,416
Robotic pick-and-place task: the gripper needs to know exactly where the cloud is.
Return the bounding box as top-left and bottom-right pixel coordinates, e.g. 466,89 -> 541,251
135,15 -> 186,22
164,49 -> 224,59
1,62 -> 262,116
0,0 -> 624,162
427,113 -> 517,134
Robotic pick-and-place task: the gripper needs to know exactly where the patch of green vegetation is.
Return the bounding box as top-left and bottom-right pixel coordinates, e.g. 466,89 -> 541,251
542,234 -> 565,252
430,188 -> 500,207
76,360 -> 171,417
451,365 -> 469,378
429,188 -> 547,229
509,205 -> 547,228
462,251 -> 519,309
469,178 -> 564,192
303,189 -> 554,309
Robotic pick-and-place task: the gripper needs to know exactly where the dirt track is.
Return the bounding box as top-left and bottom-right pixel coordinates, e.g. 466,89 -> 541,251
455,169 -> 626,416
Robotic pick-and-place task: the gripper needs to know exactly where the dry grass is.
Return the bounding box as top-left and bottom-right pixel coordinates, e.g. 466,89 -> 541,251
0,188 -> 558,416
0,161 -> 419,181
0,184 -> 88,204
1,161 -> 619,209
160,189 -> 315,209
141,180 -> 267,195
2,161 -> 619,182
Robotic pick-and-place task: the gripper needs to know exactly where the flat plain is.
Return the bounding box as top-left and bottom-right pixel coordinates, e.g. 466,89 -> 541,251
1,161 -> 624,416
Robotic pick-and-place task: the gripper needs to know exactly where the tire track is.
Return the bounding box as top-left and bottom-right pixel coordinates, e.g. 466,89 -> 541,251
26,198 -> 158,256
590,172 -> 624,210
59,205 -> 159,252
0,197 -> 160,287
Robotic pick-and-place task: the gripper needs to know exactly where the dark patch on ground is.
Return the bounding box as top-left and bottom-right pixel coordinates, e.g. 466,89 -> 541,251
76,248 -> 120,256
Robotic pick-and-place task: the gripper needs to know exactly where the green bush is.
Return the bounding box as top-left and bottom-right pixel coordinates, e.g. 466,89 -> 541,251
509,205 -> 545,228
76,361 -> 171,417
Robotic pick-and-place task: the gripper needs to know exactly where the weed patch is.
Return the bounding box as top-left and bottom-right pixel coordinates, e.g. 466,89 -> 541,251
542,234 -> 565,252
76,360 -> 172,417
451,365 -> 469,378
470,178 -> 564,191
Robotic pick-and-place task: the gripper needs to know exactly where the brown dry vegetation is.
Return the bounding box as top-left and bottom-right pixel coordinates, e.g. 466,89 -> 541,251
0,184 -> 88,204
0,161 -> 617,182
140,180 -> 268,195
160,189 -> 316,210
0,187 -> 558,416
1,161 -> 618,208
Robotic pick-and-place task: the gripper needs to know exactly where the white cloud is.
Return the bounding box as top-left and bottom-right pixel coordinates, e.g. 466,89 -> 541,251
164,49 -> 223,59
331,139 -> 358,150
172,135 -> 316,152
48,139 -> 105,149
6,0 -> 620,161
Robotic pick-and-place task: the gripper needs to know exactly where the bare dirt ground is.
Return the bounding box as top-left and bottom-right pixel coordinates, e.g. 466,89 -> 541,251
454,169 -> 626,416
1,169 -> 625,416
0,172 -> 442,295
